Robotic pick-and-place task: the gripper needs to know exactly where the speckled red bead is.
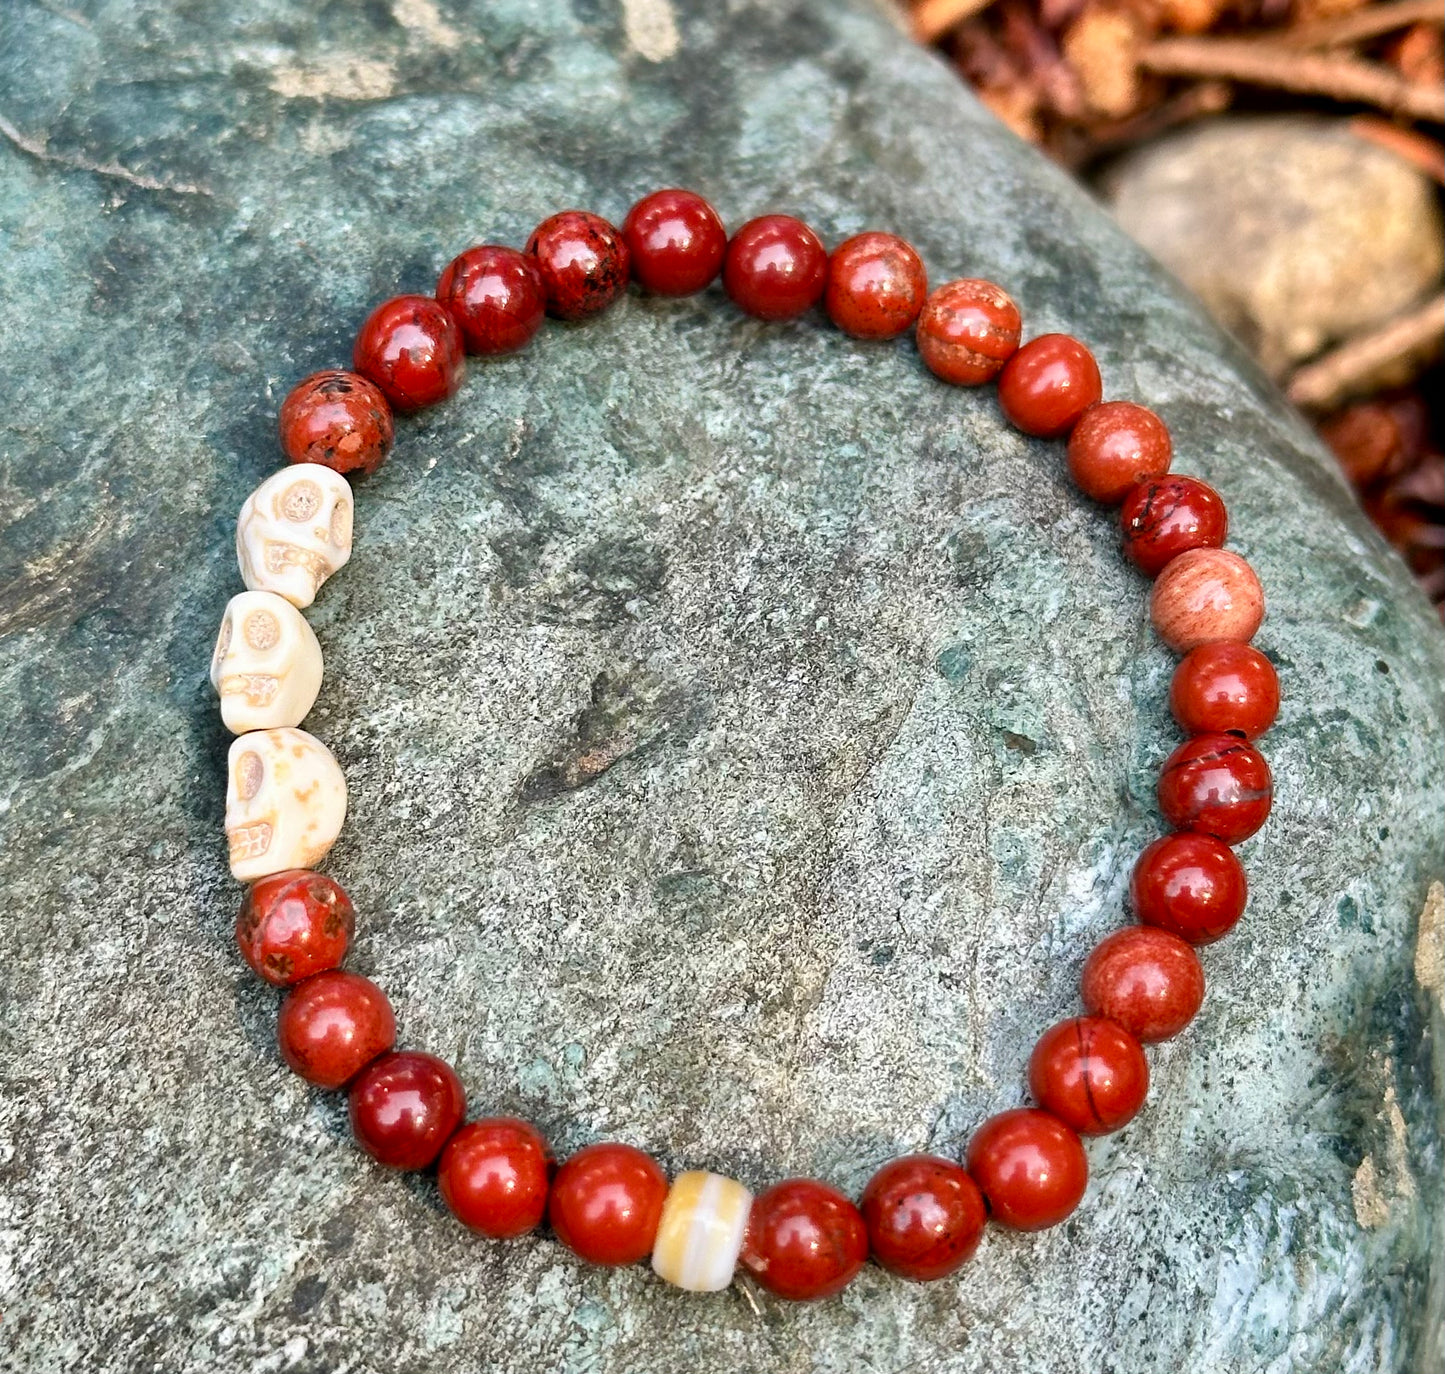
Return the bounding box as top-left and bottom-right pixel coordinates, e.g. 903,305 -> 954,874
527,210 -> 631,322
997,333 -> 1102,437
915,278 -> 1021,385
1027,1016 -> 1149,1135
824,232 -> 928,340
1066,401 -> 1172,503
353,294 -> 465,411
1081,926 -> 1205,1043
1130,832 -> 1248,945
723,215 -> 829,321
436,244 -> 546,355
1120,475 -> 1228,577
348,1051 -> 466,1170
965,1108 -> 1088,1231
438,1117 -> 552,1239
1158,732 -> 1273,843
622,188 -> 727,296
278,370 -> 394,477
740,1178 -> 869,1301
236,869 -> 355,986
860,1154 -> 986,1282
1170,641 -> 1280,739
547,1142 -> 668,1266
277,970 -> 395,1090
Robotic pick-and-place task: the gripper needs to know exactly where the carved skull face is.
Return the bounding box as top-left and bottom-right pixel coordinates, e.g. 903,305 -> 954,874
225,727 -> 347,882
236,463 -> 353,609
210,590 -> 324,734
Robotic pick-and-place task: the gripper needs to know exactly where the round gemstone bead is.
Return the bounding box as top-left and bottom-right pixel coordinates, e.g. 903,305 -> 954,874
348,1051 -> 466,1170
435,244 -> 545,355
965,1108 -> 1088,1231
1065,401 -> 1172,503
622,188 -> 727,296
277,970 -> 395,1090
1081,927 -> 1205,1043
1158,732 -> 1273,843
739,1178 -> 868,1301
1150,548 -> 1265,652
526,210 -> 631,321
1130,832 -> 1248,944
353,294 -> 465,412
437,1116 -> 552,1239
651,1170 -> 753,1292
860,1154 -> 987,1282
278,370 -> 394,477
824,232 -> 927,340
548,1142 -> 668,1266
1170,641 -> 1280,739
235,869 -> 355,987
997,334 -> 1102,437
722,214 -> 829,321
1120,475 -> 1228,577
1027,1016 -> 1150,1136
915,278 -> 1021,385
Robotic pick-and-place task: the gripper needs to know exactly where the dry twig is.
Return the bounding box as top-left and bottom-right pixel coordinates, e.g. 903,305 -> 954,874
1276,0 -> 1445,51
1349,115 -> 1445,180
1287,294 -> 1445,410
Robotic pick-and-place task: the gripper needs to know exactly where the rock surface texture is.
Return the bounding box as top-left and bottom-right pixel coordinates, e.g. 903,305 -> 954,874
1,3 -> 1443,1372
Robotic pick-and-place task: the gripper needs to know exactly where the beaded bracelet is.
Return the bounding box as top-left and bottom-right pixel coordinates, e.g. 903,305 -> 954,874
214,188 -> 1278,1301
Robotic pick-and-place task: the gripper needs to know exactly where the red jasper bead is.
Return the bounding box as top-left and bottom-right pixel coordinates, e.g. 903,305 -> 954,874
277,970 -> 395,1090
1170,642 -> 1280,739
278,370 -> 394,477
740,1178 -> 868,1301
860,1155 -> 986,1282
824,232 -> 928,340
547,1142 -> 667,1266
1081,927 -> 1204,1042
348,1051 -> 466,1170
1120,475 -> 1228,577
236,869 -> 355,987
1158,732 -> 1273,843
997,334 -> 1102,438
438,1116 -> 552,1239
622,188 -> 727,296
723,215 -> 829,321
1027,1016 -> 1149,1136
353,294 -> 464,412
526,210 -> 631,322
435,245 -> 545,355
1130,832 -> 1248,945
915,278 -> 1021,385
1066,401 -> 1172,504
965,1108 -> 1088,1231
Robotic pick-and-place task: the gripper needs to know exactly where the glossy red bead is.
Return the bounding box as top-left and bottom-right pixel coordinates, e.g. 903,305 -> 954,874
723,215 -> 829,321
965,1108 -> 1088,1231
739,1178 -> 868,1301
622,188 -> 727,296
1170,642 -> 1280,739
235,869 -> 355,987
278,370 -> 394,477
1027,1016 -> 1149,1136
915,278 -> 1021,384
435,245 -> 545,355
1130,832 -> 1248,944
997,334 -> 1102,438
438,1116 -> 552,1239
1081,927 -> 1205,1043
526,210 -> 631,321
1120,475 -> 1228,577
860,1154 -> 986,1282
1066,401 -> 1172,503
277,970 -> 395,1090
347,1051 -> 466,1170
1158,732 -> 1273,843
547,1142 -> 667,1266
353,294 -> 465,412
824,232 -> 927,340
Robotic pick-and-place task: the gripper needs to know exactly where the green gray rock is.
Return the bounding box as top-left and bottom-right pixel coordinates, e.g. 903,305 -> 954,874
0,1 -> 1441,1371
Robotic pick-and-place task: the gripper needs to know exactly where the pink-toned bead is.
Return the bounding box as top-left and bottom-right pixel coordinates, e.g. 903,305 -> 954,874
1150,548 -> 1265,652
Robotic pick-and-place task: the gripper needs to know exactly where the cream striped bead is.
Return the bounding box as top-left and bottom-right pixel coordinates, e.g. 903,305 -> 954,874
650,1170 -> 751,1293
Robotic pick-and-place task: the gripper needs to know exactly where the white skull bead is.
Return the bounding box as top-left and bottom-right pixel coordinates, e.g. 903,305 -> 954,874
225,727 -> 347,882
237,463 -> 353,609
210,590 -> 324,734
